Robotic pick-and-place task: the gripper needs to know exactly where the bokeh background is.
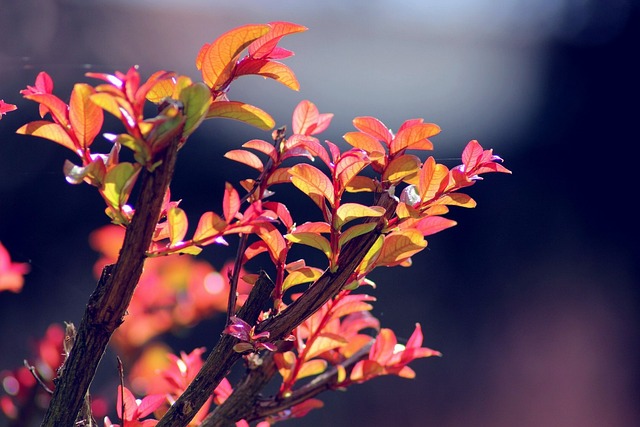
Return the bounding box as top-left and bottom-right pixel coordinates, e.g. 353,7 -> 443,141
1,0 -> 638,426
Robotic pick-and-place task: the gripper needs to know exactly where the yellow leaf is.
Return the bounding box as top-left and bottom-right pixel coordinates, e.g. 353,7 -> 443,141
167,206 -> 188,246
334,203 -> 385,230
419,157 -> 449,202
103,162 -> 140,209
282,267 -> 324,291
206,101 -> 275,130
338,222 -> 378,249
356,234 -> 384,275
285,232 -> 332,260
193,211 -> 227,242
435,193 -> 477,208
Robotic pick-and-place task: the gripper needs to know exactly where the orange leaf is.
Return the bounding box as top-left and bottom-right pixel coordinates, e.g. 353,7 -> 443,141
243,139 -> 277,162
335,152 -> 369,191
305,333 -> 347,360
376,230 -> 427,267
234,60 -> 300,91
223,182 -> 241,221
344,176 -> 378,193
198,24 -> 270,90
206,101 -> 275,130
69,83 -> 103,150
343,131 -> 386,155
289,163 -> 334,207
382,154 -> 421,185
352,116 -> 393,146
266,167 -> 291,186
390,123 -> 439,155
435,193 -> 477,208
334,203 -> 385,230
16,121 -> 76,153
224,149 -> 264,172
248,21 -> 307,59
22,93 -> 69,127
255,223 -> 287,264
193,211 -> 227,242
419,157 -> 449,202
294,221 -> 331,234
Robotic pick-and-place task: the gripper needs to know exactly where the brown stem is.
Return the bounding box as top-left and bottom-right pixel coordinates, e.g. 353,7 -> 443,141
156,272 -> 275,427
199,352 -> 277,427
156,192 -> 397,427
247,342 -> 373,423
40,137 -> 180,427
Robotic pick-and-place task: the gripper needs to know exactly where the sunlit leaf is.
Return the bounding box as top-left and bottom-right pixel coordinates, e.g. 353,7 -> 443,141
193,211 -> 227,242
294,221 -> 331,234
334,203 -> 385,230
285,232 -> 332,260
16,121 -> 76,153
146,76 -> 177,103
382,154 -> 421,185
263,201 -> 293,229
335,152 -> 369,191
390,123 -> 439,155
198,24 -> 270,89
343,131 -> 386,155
352,116 -> 393,146
356,234 -> 383,275
282,266 -> 324,291
224,149 -> 264,172
234,60 -> 300,91
22,93 -> 69,127
103,162 -> 140,210
296,359 -> 327,380
63,158 -> 106,186
248,21 -> 307,59
180,82 -> 212,138
338,222 -> 377,249
344,176 -> 378,193
206,101 -> 275,130
376,230 -> 427,267
419,157 -> 449,202
243,139 -> 277,162
167,206 -> 188,246
255,222 -> 287,264
266,167 -> 291,186
223,182 -> 241,221
461,139 -> 484,172
305,333 -> 347,360
69,83 -> 103,150
435,193 -> 477,208
410,216 -> 457,236
289,163 -> 334,207
292,100 -> 319,135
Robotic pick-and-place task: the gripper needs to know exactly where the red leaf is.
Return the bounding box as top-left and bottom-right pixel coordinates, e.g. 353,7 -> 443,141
292,100 -> 319,135
0,99 -> 17,119
243,139 -> 277,162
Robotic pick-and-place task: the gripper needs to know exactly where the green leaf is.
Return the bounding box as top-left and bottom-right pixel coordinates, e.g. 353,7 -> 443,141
338,222 -> 378,249
167,206 -> 188,246
102,162 -> 140,210
285,232 -> 332,260
179,82 -> 212,138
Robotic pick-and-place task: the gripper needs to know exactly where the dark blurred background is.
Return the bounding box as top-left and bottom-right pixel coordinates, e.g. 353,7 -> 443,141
1,0 -> 638,426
